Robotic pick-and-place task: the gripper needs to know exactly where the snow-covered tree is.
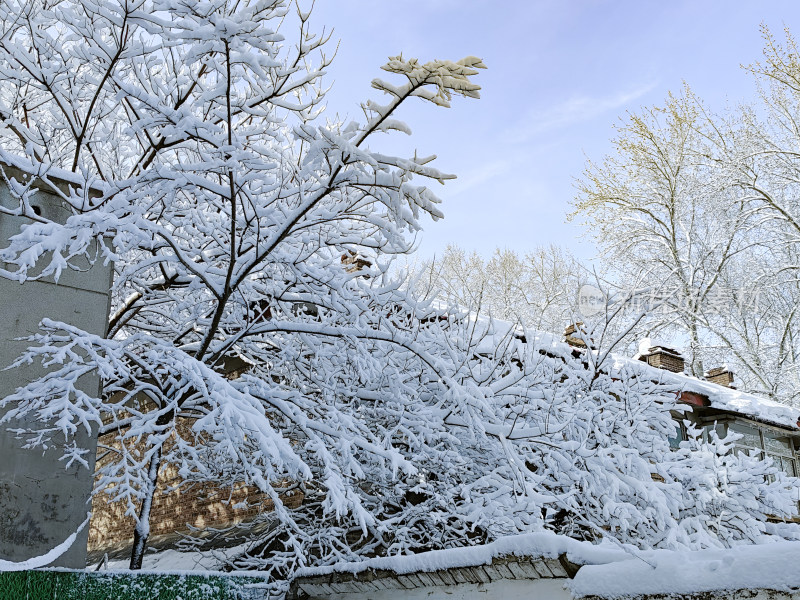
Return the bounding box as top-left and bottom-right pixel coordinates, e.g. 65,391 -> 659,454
571,27 -> 800,405
661,424 -> 799,547
718,25 -> 800,404
0,0 -> 489,571
223,310 -> 799,583
0,3 -> 797,592
572,88 -> 753,379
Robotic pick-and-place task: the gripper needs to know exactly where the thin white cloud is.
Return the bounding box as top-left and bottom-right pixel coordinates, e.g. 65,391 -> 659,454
448,158 -> 514,193
505,81 -> 659,144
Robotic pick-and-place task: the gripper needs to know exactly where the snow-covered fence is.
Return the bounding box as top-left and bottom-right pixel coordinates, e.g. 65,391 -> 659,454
287,533 -> 600,600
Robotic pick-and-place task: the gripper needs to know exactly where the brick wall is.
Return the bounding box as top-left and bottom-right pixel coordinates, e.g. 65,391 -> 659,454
88,417 -> 303,554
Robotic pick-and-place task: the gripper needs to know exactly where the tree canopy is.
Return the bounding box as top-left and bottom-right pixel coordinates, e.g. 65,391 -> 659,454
0,4 -> 797,595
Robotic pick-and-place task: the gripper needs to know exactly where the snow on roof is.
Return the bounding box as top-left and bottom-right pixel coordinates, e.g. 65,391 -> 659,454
634,337 -> 680,360
465,312 -> 800,431
608,353 -> 800,430
571,539 -> 800,598
448,309 -> 565,356
293,531 -> 626,580
674,373 -> 800,430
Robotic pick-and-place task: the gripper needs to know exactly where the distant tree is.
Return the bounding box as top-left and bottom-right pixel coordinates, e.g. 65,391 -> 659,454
572,89 -> 753,379
414,244 -> 584,333
719,25 -> 800,403
572,27 -> 800,406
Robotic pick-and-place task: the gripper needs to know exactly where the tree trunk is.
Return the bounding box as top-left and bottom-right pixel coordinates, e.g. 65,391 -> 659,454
689,318 -> 704,379
129,446 -> 163,570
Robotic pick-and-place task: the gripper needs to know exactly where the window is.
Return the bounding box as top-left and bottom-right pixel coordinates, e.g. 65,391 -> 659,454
727,422 -> 798,479
763,431 -> 797,478
670,417 -> 800,481
668,421 -> 686,449
728,422 -> 761,454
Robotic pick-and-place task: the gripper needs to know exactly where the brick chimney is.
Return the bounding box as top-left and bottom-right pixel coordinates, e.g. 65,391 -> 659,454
564,322 -> 588,349
705,366 -> 734,388
341,250 -> 372,276
638,342 -> 685,374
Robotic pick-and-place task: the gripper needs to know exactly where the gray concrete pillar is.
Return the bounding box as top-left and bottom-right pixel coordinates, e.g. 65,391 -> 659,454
0,175 -> 112,568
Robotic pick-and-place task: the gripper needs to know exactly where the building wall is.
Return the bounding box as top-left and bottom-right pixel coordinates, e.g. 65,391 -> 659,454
88,415 -> 304,556
298,578 -> 572,600
0,180 -> 112,568
295,580 -> 800,600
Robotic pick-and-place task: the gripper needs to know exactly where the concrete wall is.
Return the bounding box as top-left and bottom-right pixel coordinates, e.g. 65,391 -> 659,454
580,591 -> 800,600
0,181 -> 112,568
297,581 -> 800,600
299,578 -> 571,600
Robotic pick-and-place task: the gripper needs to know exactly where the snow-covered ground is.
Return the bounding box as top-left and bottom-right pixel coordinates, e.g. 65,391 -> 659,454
571,540 -> 800,597
102,542 -> 249,572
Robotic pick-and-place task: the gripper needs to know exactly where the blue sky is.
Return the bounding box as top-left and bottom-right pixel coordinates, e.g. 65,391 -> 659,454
308,1 -> 800,262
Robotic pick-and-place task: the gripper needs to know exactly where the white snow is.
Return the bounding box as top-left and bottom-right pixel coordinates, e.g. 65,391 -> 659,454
2,1 -> 799,589
571,540 -> 800,597
635,337 -> 677,358
102,542 -> 250,572
294,532 -> 800,598
475,314 -> 800,430
609,353 -> 800,429
0,151 -> 106,191
294,532 -> 627,579
681,375 -> 800,428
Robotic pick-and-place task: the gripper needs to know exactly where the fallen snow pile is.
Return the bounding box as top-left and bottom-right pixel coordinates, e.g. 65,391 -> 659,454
293,531 -> 627,578
571,540 -> 800,597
